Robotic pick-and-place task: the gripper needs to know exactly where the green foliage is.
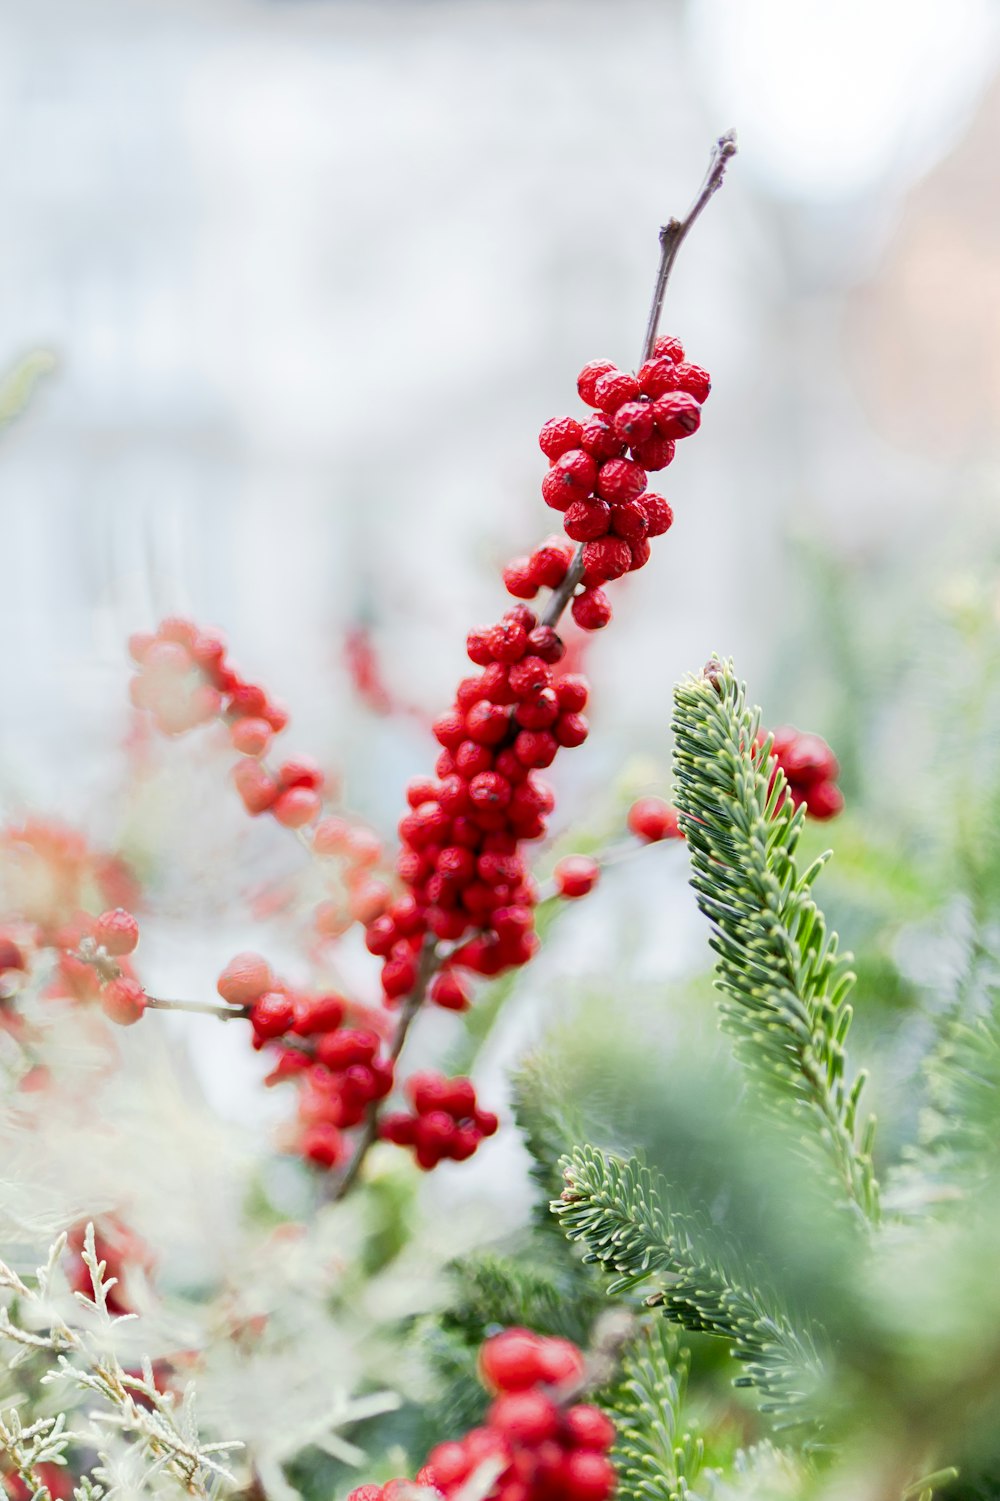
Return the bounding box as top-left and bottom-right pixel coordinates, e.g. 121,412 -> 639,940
605,1323 -> 709,1501
553,1147 -> 824,1431
670,660 -> 878,1223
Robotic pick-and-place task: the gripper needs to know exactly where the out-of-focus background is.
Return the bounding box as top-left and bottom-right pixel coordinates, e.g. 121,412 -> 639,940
3,0 -> 1000,1169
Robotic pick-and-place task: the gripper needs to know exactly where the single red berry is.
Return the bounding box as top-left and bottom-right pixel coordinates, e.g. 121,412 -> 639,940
530,537 -> 575,588
509,656 -> 551,698
277,754 -> 324,791
217,952 -> 273,1005
455,740 -> 495,780
302,1123 -> 345,1170
576,359 -> 617,407
627,796 -> 680,843
465,700 -> 511,746
467,628 -> 494,666
468,771 -> 513,810
628,537 -> 652,571
630,435 -> 675,471
652,333 -> 685,362
537,1335 -> 587,1386
780,733 -> 839,786
488,620 -> 529,664
552,448 -> 598,493
231,717 -> 273,756
526,625 -> 566,664
558,1451 -> 616,1501
555,675 -> 589,712
538,416 -> 584,460
610,498 -> 649,543
430,971 -> 471,1011
640,493 -> 674,537
637,357 -> 681,399
593,369 -> 640,413
612,400 -> 655,446
571,589 -> 612,631
382,951 -> 418,1000
582,537 -> 632,584
93,908 -> 140,958
564,497 -> 611,542
503,558 -> 539,599
652,391 -> 702,439
579,414 -> 626,461
803,780 -> 844,820
563,1405 -> 617,1452
232,759 -> 278,815
674,362 -> 711,402
101,977 -> 146,1027
514,730 -> 558,769
554,855 -> 599,898
480,1329 -> 547,1393
515,689 -> 559,731
595,458 -> 646,503
250,991 -> 296,1040
555,712 -> 589,748
273,786 -> 321,828
489,1391 -> 560,1445
434,710 -> 467,750
293,993 -> 346,1035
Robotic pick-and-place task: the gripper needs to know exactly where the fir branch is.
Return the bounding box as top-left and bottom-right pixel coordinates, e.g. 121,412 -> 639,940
605,1322 -> 709,1501
511,1055 -> 588,1214
554,1146 -> 825,1430
670,660 -> 879,1224
918,985 -> 1000,1185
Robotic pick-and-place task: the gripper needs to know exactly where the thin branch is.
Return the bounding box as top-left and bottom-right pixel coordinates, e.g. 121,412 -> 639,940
143,996 -> 250,1021
639,129 -> 737,366
330,935 -> 438,1200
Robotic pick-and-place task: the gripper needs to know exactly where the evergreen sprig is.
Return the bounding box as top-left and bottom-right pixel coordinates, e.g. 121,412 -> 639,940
605,1322 -> 709,1501
670,660 -> 878,1223
553,1146 -> 825,1430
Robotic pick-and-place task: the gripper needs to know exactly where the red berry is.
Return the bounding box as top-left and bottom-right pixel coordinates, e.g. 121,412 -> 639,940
595,459 -> 646,504
302,1123 -> 345,1170
515,690 -> 559,731
537,1336 -> 586,1386
612,401 -> 655,446
558,1451 -> 616,1501
231,717 -> 273,756
273,787 -> 321,828
539,416 -> 584,460
469,771 -> 513,811
803,780 -> 844,820
610,498 -> 649,543
455,741 -> 494,780
514,730 -> 558,769
101,977 -> 146,1027
571,589 -> 612,631
675,362 -> 711,402
579,415 -> 626,461
250,991 -> 296,1040
640,494 -> 674,537
467,628 -> 494,666
503,558 -> 539,599
630,435 -> 675,471
93,908 -> 139,957
564,497 -> 611,542
627,796 -> 680,843
430,971 -> 471,1011
217,952 -> 273,1005
652,334 -> 685,362
593,369 -> 640,413
555,675 -> 589,712
466,700 -> 511,746
526,626 -> 566,664
628,537 -> 651,571
554,855 -> 599,898
780,733 -> 839,786
434,710 -> 466,750
480,1329 -> 547,1393
652,391 -> 701,439
637,357 -> 681,399
582,537 -> 632,584
530,538 -> 575,589
509,657 -> 552,698
552,449 -> 598,493
489,620 -> 529,664
277,755 -> 323,791
293,993 -> 346,1035
232,759 -> 278,815
576,359 -> 617,407
489,1391 -> 560,1445
555,712 -> 589,748
563,1405 -> 616,1452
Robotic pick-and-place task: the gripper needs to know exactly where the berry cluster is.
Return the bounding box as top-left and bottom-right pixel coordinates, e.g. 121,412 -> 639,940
765,727 -> 843,820
348,1330 -> 615,1501
512,337 -> 708,630
379,1071 -> 498,1170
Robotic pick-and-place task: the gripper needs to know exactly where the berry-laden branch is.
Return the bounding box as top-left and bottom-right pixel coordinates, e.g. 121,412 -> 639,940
36,134 -> 739,1192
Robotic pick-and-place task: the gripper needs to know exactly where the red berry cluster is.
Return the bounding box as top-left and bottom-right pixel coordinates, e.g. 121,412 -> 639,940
521,336 -> 708,632
367,1330 -> 616,1501
54,906 -> 147,1025
765,727 -> 843,820
379,1071 -> 498,1170
129,617 -> 339,830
